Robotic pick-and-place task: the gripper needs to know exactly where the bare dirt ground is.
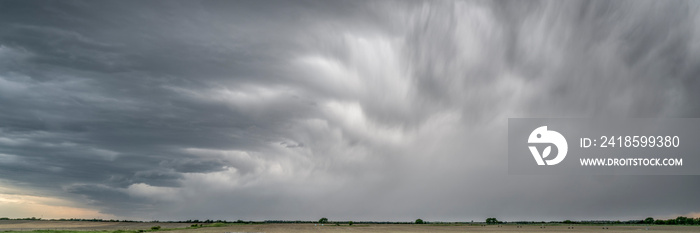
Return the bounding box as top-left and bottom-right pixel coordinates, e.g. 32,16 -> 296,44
187,224 -> 700,233
2,221 -> 700,233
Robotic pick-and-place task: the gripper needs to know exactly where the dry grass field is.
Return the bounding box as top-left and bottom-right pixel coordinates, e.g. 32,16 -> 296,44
0,221 -> 191,231
2,221 -> 700,233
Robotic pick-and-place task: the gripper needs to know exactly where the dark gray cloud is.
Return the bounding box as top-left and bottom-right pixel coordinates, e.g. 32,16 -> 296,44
0,0 -> 699,221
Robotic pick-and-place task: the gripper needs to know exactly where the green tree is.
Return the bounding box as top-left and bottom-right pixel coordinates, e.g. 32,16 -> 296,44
644,217 -> 654,224
319,217 -> 328,224
415,219 -> 424,224
676,216 -> 688,225
348,221 -> 353,226
486,218 -> 498,224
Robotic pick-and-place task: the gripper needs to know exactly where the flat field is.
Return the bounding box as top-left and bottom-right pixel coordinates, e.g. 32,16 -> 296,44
0,221 -> 191,231
2,221 -> 700,233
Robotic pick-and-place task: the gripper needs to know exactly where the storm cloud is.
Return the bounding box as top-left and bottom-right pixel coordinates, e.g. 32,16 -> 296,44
0,0 -> 699,221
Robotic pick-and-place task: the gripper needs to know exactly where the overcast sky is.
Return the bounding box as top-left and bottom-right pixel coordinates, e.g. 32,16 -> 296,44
1,0 -> 699,222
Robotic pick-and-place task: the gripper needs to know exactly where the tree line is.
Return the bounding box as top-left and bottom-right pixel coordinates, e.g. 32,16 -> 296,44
644,216 -> 700,225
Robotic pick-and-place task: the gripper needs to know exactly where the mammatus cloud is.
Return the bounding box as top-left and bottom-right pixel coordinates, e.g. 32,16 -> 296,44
0,0 -> 699,221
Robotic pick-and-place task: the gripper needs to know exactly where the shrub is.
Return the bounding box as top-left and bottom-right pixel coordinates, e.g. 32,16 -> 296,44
348,221 -> 353,226
645,217 -> 654,224
486,218 -> 499,224
151,226 -> 161,230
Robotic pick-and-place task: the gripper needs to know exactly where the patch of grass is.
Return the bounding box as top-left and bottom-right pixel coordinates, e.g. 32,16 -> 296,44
204,223 -> 227,227
0,221 -> 235,233
1,231 -> 141,233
